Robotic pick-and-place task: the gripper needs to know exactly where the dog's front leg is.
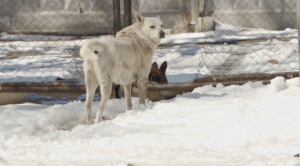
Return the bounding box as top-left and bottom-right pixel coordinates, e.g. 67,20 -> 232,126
138,78 -> 148,105
123,83 -> 133,110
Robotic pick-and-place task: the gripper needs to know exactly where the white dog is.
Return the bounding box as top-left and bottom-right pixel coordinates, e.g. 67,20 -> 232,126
80,12 -> 165,124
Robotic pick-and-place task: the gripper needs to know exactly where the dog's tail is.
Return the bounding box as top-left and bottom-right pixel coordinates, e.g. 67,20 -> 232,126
80,39 -> 106,60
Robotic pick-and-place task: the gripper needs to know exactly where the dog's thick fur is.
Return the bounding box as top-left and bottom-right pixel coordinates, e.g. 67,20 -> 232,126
80,12 -> 165,124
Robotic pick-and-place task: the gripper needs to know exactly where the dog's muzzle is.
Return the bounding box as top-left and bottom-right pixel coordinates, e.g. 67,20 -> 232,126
159,31 -> 165,39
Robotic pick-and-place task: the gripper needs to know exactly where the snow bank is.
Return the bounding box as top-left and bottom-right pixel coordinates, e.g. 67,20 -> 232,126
1,77 -> 300,165
161,21 -> 298,45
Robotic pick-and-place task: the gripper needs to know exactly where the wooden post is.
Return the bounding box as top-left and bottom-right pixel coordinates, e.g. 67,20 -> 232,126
297,0 -> 300,78
113,0 -> 121,36
124,0 -> 132,27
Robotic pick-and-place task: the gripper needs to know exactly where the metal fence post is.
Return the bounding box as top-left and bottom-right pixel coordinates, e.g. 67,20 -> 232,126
190,0 -> 199,32
124,0 -> 132,28
113,0 -> 121,37
297,0 -> 300,79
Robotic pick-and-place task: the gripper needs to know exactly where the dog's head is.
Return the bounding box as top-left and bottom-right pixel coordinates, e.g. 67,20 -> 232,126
148,61 -> 168,83
134,12 -> 165,41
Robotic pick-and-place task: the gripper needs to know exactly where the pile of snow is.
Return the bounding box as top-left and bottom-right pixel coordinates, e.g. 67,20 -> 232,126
1,77 -> 300,165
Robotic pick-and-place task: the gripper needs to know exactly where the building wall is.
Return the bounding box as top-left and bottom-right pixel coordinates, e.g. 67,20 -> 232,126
0,0 -> 113,35
139,0 -> 296,30
0,0 -> 296,34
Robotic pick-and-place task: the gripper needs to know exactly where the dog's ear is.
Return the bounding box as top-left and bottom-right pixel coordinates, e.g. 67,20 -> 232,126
156,15 -> 161,20
160,61 -> 167,74
151,62 -> 158,70
134,11 -> 144,23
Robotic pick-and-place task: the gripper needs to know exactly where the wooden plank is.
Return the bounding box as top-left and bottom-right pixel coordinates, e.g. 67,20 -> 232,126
193,72 -> 299,83
1,70 -> 298,94
146,80 -> 271,91
0,79 -> 271,93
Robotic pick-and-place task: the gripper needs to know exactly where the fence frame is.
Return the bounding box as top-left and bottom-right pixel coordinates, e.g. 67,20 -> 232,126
297,0 -> 300,79
124,0 -> 132,28
113,0 -> 122,36
113,0 -> 132,36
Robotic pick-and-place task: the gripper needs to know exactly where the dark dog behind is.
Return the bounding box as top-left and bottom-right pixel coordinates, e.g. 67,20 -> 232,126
148,61 -> 168,84
113,61 -> 168,99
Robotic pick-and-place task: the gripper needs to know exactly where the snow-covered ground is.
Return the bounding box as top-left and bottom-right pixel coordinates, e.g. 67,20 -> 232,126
1,21 -> 300,165
0,21 -> 298,83
1,77 -> 300,165
161,21 -> 298,45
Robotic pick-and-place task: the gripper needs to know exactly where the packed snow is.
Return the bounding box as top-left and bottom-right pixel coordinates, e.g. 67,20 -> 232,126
0,21 -> 298,83
0,77 -> 300,165
1,20 -> 300,165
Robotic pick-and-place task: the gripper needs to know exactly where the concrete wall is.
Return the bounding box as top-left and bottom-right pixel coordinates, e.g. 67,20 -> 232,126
0,0 -> 297,34
139,0 -> 297,30
0,0 -> 113,35
207,0 -> 296,30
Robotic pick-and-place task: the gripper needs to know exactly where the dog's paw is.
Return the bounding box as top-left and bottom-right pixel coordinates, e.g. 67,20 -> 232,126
127,164 -> 135,166
138,104 -> 146,111
126,106 -> 132,111
94,116 -> 110,124
86,118 -> 94,125
94,117 -> 102,124
86,120 -> 93,125
102,115 -> 111,120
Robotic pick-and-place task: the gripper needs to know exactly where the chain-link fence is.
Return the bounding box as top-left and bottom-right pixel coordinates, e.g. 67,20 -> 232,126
0,0 -> 299,104
131,0 -> 139,23
0,0 -> 139,104
190,0 -> 299,83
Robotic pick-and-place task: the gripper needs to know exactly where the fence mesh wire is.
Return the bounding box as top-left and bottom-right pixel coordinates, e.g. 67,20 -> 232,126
0,0 -> 139,104
192,0 -> 299,83
0,0 -> 299,104
131,0 -> 139,23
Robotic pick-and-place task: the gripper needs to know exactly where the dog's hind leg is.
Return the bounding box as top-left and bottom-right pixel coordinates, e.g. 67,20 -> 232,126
84,71 -> 98,125
94,75 -> 112,124
123,83 -> 133,110
138,78 -> 148,105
